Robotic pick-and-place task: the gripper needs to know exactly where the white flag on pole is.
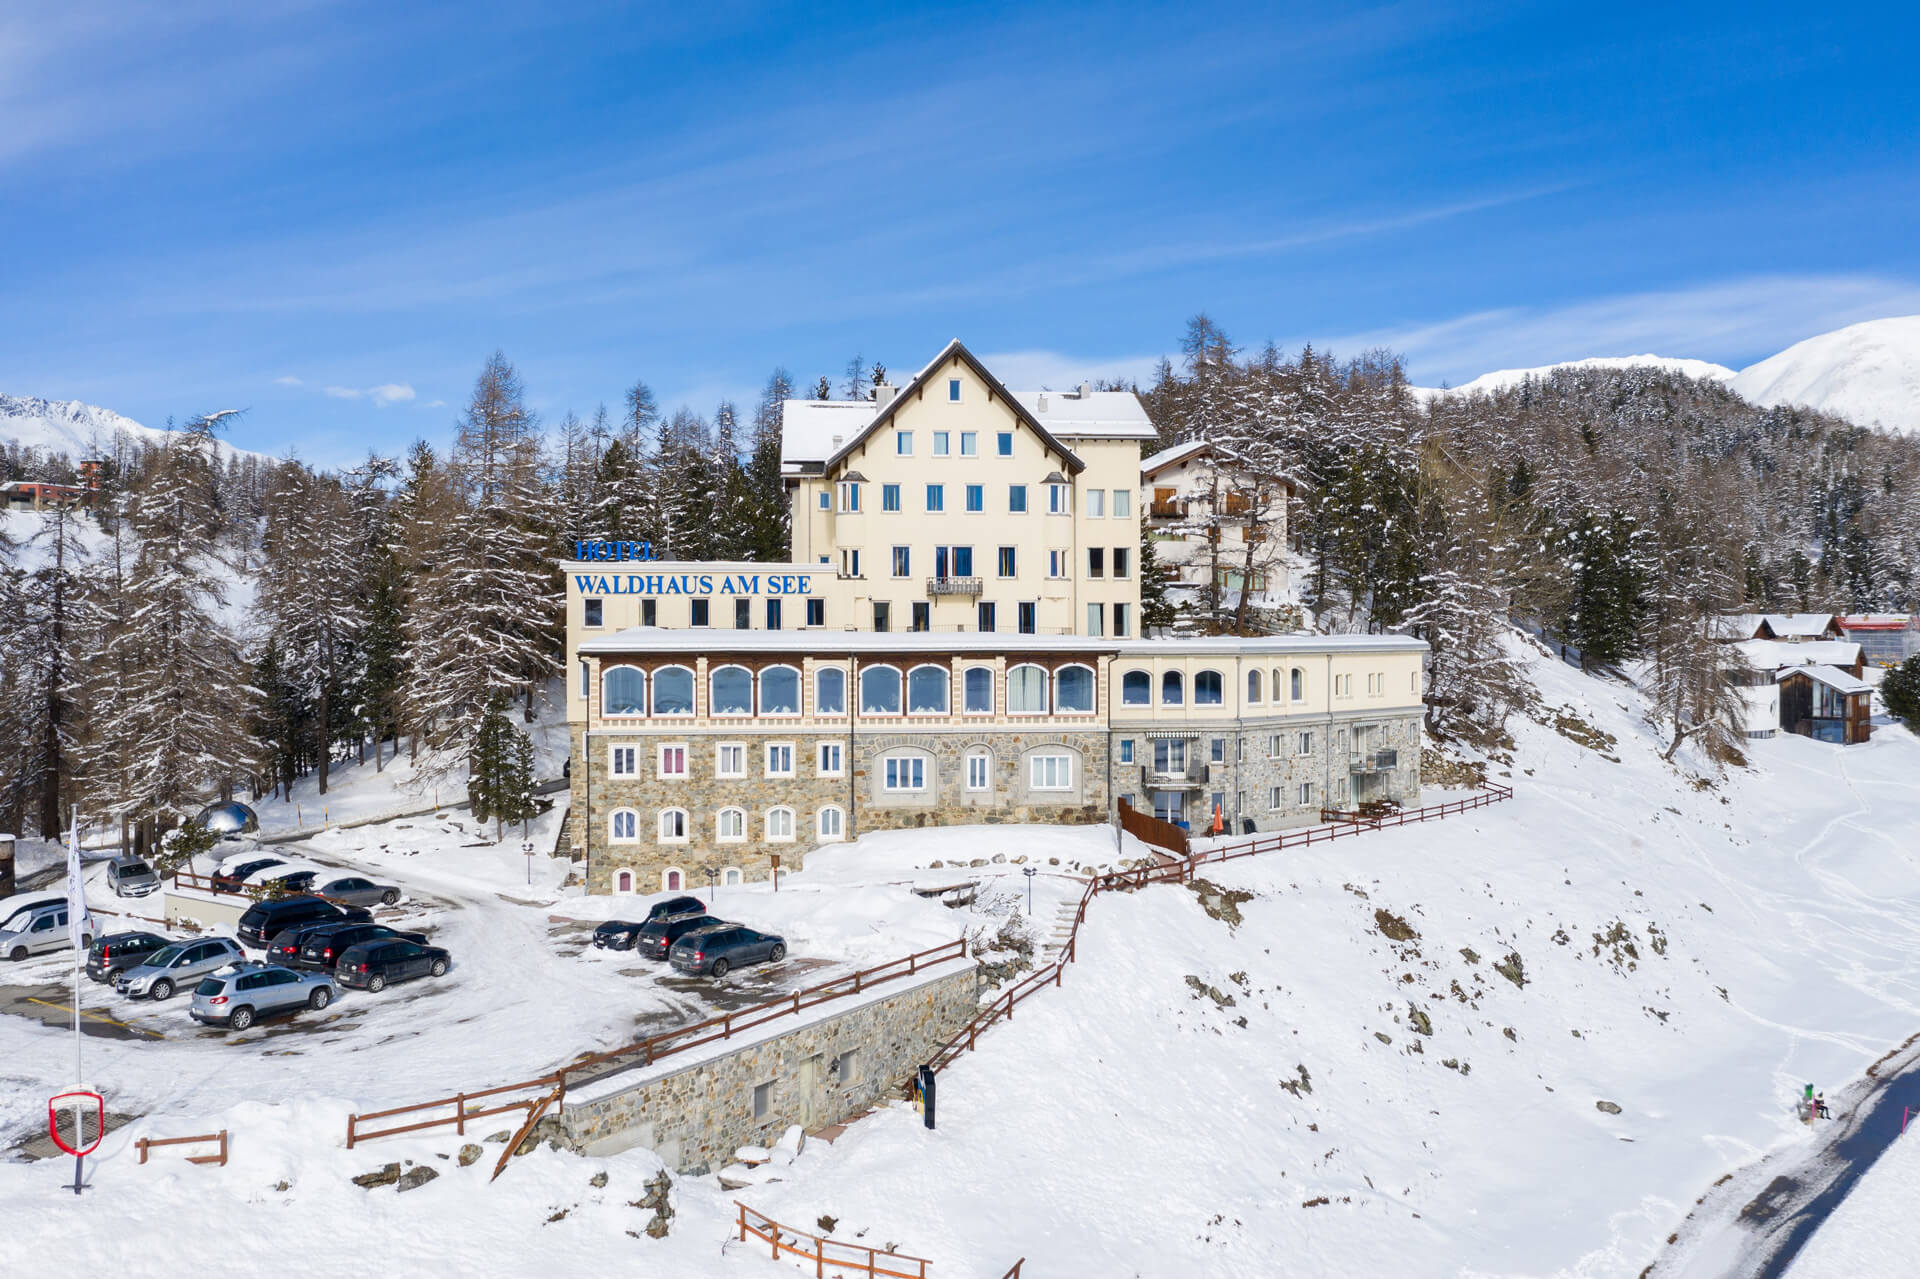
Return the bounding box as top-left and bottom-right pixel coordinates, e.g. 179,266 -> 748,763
66,826 -> 94,953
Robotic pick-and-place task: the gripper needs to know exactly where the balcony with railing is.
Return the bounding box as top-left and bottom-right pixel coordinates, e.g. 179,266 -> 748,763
1348,749 -> 1398,774
926,576 -> 983,597
1141,763 -> 1210,791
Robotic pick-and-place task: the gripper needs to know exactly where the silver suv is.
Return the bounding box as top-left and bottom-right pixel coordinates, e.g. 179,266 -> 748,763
116,937 -> 246,1000
0,900 -> 93,961
190,963 -> 337,1030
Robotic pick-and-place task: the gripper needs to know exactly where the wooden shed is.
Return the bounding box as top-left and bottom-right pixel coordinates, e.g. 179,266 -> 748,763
1776,665 -> 1873,745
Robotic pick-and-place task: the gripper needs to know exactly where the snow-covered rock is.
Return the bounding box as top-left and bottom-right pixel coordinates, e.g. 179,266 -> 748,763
1728,315 -> 1920,435
0,392 -> 273,463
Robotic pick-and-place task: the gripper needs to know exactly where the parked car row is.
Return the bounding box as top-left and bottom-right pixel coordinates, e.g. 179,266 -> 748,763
589,895 -> 787,978
210,855 -> 401,905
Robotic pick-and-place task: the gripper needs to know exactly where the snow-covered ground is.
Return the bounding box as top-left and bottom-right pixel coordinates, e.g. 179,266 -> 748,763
1785,1129 -> 1920,1277
6,637 -> 1920,1276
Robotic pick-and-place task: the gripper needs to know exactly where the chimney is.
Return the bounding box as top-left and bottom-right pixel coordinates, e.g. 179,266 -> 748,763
831,434 -> 844,449
1037,392 -> 1048,413
872,383 -> 898,409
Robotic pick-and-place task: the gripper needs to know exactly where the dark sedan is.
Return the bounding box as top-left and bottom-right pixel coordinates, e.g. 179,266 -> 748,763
262,920 -> 343,967
335,938 -> 450,992
295,922 -> 428,971
591,920 -> 646,951
667,924 -> 786,977
213,857 -> 284,892
86,931 -> 173,984
315,875 -> 403,908
634,913 -> 724,961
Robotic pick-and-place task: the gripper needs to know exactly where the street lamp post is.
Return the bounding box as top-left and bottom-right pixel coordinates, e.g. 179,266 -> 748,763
703,865 -> 718,898
522,839 -> 533,886
770,853 -> 781,892
1023,865 -> 1036,915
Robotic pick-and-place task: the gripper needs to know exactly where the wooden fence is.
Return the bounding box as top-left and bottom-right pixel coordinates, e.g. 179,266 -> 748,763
137,1130 -> 227,1167
918,784 -> 1514,1083
737,1202 -> 932,1278
345,937 -> 970,1150
1117,797 -> 1189,857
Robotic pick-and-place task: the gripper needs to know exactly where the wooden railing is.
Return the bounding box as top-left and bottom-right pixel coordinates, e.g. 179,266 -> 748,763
1117,797 -> 1189,856
737,1201 -> 932,1278
919,785 -> 1514,1082
1000,1263 -> 1024,1278
346,937 -> 970,1149
137,1130 -> 227,1166
170,868 -> 372,912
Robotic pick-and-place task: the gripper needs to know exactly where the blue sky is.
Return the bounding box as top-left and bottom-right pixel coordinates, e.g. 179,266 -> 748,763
2,1 -> 1916,464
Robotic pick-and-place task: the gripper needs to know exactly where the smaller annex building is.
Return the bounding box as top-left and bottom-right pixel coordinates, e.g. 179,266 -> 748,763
569,630 -> 1426,895
1777,666 -> 1873,744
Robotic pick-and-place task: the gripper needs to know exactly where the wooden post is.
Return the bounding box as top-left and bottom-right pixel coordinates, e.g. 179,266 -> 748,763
347,1115 -> 357,1149
138,1138 -> 150,1164
218,1130 -> 229,1166
456,1093 -> 465,1135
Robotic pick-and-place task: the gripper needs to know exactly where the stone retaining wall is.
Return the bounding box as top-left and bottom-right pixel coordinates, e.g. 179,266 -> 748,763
557,960 -> 979,1172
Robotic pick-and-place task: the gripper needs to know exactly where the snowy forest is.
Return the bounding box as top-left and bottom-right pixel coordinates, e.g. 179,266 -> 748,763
4,323 -> 1919,844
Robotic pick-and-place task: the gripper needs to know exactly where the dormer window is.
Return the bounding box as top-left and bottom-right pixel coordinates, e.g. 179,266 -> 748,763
839,481 -> 861,512
1046,477 -> 1070,514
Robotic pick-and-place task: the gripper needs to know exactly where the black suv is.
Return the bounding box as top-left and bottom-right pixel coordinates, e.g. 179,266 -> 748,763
294,922 -> 427,971
236,896 -> 370,949
86,931 -> 172,984
335,938 -> 451,992
634,913 -> 724,961
667,924 -> 786,977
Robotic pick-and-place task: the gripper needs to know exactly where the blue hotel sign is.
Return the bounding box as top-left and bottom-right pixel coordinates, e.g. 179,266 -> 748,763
574,540 -> 658,561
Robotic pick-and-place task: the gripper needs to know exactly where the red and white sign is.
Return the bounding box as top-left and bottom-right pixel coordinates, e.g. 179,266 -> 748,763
48,1089 -> 105,1157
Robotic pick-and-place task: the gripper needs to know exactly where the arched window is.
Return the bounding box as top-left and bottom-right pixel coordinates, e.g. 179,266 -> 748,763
1161,670 -> 1184,705
766,807 -> 795,841
663,868 -> 683,891
1290,668 -> 1305,700
759,665 -> 801,715
609,809 -> 639,843
860,665 -> 902,714
716,808 -> 746,843
1247,669 -> 1263,703
614,869 -> 635,893
653,666 -> 694,716
963,667 -> 994,714
710,665 -> 753,715
1121,670 -> 1151,705
657,808 -> 689,842
723,868 -> 742,886
818,806 -> 845,840
1055,664 -> 1094,713
816,667 -> 847,714
1195,670 -> 1224,705
908,665 -> 950,714
602,666 -> 646,715
1007,664 -> 1048,714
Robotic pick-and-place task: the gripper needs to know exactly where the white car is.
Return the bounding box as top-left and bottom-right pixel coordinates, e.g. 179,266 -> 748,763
0,900 -> 93,961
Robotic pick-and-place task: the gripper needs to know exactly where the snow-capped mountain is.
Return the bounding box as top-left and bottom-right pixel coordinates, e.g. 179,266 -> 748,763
1413,355 -> 1736,401
0,393 -> 271,462
1727,315 -> 1920,435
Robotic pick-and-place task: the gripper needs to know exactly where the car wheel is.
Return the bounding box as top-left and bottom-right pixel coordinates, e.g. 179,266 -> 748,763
151,978 -> 174,1000
309,986 -> 333,1010
381,889 -> 400,906
106,968 -> 124,985
710,958 -> 730,978
229,1006 -> 254,1031
768,944 -> 786,963
7,946 -> 25,962
367,974 -> 387,993
429,958 -> 448,977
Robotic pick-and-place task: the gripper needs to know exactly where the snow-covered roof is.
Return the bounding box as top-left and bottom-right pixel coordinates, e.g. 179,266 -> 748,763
779,400 -> 878,472
1710,613 -> 1770,640
1762,613 -> 1838,638
1734,639 -> 1861,670
1008,389 -> 1156,441
1838,614 -> 1915,630
1141,439 -> 1210,476
1782,664 -> 1871,696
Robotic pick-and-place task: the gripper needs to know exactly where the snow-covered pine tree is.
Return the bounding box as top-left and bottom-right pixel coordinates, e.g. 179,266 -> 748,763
466,695 -> 536,840
813,375 -> 831,401
744,369 -> 795,562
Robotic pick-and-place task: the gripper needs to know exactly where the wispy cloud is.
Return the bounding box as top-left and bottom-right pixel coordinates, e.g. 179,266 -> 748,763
273,375 -> 303,387
320,382 -> 415,405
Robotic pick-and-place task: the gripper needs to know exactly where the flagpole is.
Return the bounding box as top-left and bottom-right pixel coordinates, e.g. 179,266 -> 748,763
71,805 -> 82,1089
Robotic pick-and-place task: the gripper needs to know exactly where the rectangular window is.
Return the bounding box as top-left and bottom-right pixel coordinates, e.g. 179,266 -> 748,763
1030,754 -> 1072,790
817,742 -> 844,776
1298,731 -> 1313,754
997,431 -> 1013,456
892,546 -> 911,577
1210,738 -> 1225,765
896,431 -> 913,456
912,601 -> 930,632
1088,548 -> 1105,578
1113,489 -> 1130,518
997,546 -> 1017,577
884,757 -> 926,791
1008,485 -> 1027,513
1086,603 -> 1104,637
1048,550 -> 1067,578
691,599 -> 710,627
818,490 -> 829,509
1119,739 -> 1134,764
1018,602 -> 1036,634
1087,489 -> 1105,518
977,601 -> 996,633
1297,782 -> 1313,807
833,1048 -> 861,1085
1113,547 -> 1130,578
1268,734 -> 1284,758
882,483 -> 901,512
1113,602 -> 1131,638
805,598 -> 825,627
610,745 -> 637,777
766,599 -> 782,630
1153,739 -> 1187,773
735,598 -> 751,629
965,484 -> 984,512
840,548 -> 861,578
641,599 -> 657,627
949,379 -> 962,402
766,743 -> 795,777
1049,485 -> 1068,514
753,1081 -> 772,1120
966,754 -> 989,791
933,431 -> 950,456
658,745 -> 687,778
926,484 -> 945,512
960,431 -> 977,456
716,744 -> 745,778
1269,786 -> 1282,810
583,598 -> 603,627
951,545 -> 973,576
872,601 -> 890,631
578,658 -> 590,699
840,482 -> 860,512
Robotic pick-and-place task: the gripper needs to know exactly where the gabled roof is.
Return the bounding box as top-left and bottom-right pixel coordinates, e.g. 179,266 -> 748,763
781,400 -> 876,473
1734,639 -> 1862,670
1009,389 -> 1157,440
1780,664 -> 1870,696
1762,613 -> 1840,639
820,339 -> 1085,476
1141,439 -> 1210,476
1711,613 -> 1772,641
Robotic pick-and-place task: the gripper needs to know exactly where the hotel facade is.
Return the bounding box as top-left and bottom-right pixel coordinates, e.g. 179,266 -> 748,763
564,342 -> 1427,894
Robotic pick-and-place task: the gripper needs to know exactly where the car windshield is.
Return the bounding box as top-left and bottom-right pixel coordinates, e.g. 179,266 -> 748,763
194,978 -> 224,996
122,860 -> 152,874
146,946 -> 184,967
